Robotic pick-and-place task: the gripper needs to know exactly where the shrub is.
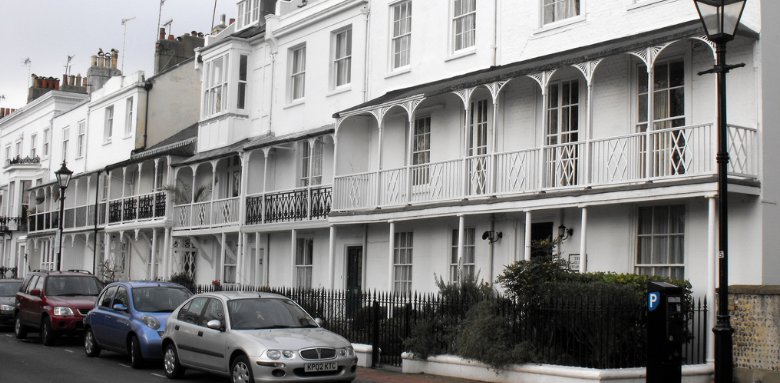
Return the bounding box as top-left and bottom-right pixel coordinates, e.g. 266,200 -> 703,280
169,272 -> 195,291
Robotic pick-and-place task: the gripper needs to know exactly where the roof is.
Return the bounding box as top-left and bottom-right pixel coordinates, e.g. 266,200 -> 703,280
106,123 -> 199,170
173,138 -> 250,167
335,20 -> 759,117
243,124 -> 334,151
29,168 -> 104,192
231,24 -> 265,39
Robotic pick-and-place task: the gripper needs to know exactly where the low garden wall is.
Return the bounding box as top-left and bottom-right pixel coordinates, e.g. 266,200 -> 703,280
731,285 -> 780,383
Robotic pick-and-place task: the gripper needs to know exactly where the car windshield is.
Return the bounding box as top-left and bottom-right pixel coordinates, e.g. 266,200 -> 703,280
0,282 -> 22,296
45,276 -> 102,296
132,286 -> 192,312
228,298 -> 318,330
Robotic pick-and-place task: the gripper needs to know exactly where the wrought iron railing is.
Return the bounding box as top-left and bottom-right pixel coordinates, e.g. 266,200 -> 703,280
105,191 -> 168,225
264,188 -> 308,223
5,155 -> 40,167
243,186 -> 332,226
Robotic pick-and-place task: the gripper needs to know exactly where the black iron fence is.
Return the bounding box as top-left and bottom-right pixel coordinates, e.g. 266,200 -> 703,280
191,285 -> 707,369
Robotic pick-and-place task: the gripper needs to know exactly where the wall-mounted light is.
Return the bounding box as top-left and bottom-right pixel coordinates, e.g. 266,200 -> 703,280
482,230 -> 503,244
557,224 -> 574,242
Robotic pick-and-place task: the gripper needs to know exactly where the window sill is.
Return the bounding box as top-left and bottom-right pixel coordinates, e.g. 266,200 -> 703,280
102,140 -> 112,146
534,15 -> 586,36
284,99 -> 306,109
385,67 -> 411,79
627,0 -> 673,11
326,85 -> 352,98
445,47 -> 477,62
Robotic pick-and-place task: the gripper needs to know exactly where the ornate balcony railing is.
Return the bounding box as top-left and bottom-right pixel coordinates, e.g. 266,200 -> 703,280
5,155 -> 41,168
333,123 -> 758,211
244,185 -> 332,225
106,191 -> 168,225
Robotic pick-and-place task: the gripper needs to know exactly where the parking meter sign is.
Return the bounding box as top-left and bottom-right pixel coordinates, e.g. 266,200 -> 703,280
648,291 -> 660,312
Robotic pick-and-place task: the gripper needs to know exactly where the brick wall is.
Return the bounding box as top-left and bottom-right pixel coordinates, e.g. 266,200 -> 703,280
731,285 -> 780,383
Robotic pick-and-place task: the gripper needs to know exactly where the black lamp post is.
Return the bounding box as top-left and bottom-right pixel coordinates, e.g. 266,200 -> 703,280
692,1 -> 746,382
54,161 -> 73,271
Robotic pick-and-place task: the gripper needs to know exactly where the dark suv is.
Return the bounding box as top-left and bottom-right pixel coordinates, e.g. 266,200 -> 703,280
15,270 -> 102,345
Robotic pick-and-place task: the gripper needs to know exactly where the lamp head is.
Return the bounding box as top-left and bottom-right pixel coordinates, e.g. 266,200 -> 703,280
693,0 -> 746,43
55,161 -> 73,189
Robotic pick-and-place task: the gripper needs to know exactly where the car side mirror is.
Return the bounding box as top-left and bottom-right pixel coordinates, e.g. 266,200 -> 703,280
30,289 -> 41,297
206,319 -> 224,332
314,318 -> 325,327
112,303 -> 128,312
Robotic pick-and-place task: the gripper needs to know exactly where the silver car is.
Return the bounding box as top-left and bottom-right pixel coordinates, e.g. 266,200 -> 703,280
161,292 -> 357,382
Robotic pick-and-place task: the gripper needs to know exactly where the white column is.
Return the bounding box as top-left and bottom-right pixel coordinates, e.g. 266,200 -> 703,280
328,225 -> 336,289
290,229 -> 297,286
388,221 -> 395,291
264,233 -> 270,287
538,88 -> 548,190
153,158 -> 160,191
405,114 -> 415,203
238,232 -> 246,284
490,97 -> 500,194
261,148 -> 270,224
150,229 -> 158,280
457,215 -> 465,284
645,65 -> 654,179
162,227 -> 171,279
105,171 -> 112,224
579,207 -> 587,273
238,152 -> 249,226
219,232 -> 226,281
706,196 -> 716,363
307,139 -> 315,219
376,124 -> 384,207
462,102 -> 471,197
103,232 -> 110,262
524,211 -> 532,261
255,232 -> 262,286
583,80 -> 594,185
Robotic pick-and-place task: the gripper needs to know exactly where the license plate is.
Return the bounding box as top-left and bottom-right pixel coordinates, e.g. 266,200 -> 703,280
304,362 -> 337,372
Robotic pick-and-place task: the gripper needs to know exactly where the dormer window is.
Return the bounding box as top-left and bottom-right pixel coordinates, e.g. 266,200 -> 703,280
237,0 -> 261,30
203,55 -> 229,117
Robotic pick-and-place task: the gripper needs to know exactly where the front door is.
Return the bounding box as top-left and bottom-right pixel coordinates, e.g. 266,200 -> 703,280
530,222 -> 555,259
345,246 -> 363,318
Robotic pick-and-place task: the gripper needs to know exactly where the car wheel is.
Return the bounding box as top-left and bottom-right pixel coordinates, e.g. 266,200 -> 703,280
14,315 -> 27,339
231,354 -> 254,383
40,317 -> 55,346
129,335 -> 145,369
84,328 -> 101,357
163,343 -> 185,379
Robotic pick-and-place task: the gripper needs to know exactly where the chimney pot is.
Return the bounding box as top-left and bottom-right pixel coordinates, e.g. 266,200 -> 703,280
54,79 -> 60,91
41,78 -> 48,89
76,74 -> 83,87
62,74 -> 69,86
168,34 -> 175,40
111,49 -> 118,69
69,75 -> 76,86
229,18 -> 235,25
160,27 -> 166,40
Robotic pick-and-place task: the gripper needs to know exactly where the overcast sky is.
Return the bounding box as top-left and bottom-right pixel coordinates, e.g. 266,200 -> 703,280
0,0 -> 237,108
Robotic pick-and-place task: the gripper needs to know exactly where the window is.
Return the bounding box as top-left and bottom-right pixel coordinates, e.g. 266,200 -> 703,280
289,45 -> 306,101
114,287 -> 129,308
546,80 -> 580,186
332,27 -> 352,88
237,0 -> 260,29
204,55 -> 229,117
237,55 -> 248,109
450,228 -> 476,283
104,106 -> 114,143
543,0 -> 580,25
43,128 -> 50,156
295,238 -> 313,289
99,286 -> 118,308
468,100 -> 489,193
411,116 -> 430,186
452,0 -> 476,52
393,232 -> 413,294
637,60 -> 684,132
77,120 -> 86,158
636,205 -> 685,280
101,175 -> 109,201
390,1 -> 412,70
15,140 -> 22,157
30,134 -> 37,158
125,97 -> 133,136
62,127 -> 70,161
300,138 -> 323,186
223,242 -> 237,284
200,298 -> 225,327
4,146 -> 9,164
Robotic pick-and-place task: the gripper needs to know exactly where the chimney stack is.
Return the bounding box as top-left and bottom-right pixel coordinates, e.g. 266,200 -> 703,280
159,27 -> 166,40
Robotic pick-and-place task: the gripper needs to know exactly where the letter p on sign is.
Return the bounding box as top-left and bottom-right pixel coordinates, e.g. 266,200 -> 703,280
648,291 -> 660,312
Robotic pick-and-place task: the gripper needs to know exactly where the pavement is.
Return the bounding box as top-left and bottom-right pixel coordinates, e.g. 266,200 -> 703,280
357,367 -> 485,383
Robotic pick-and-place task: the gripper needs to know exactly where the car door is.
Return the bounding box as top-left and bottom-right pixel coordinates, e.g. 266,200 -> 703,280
105,286 -> 132,350
90,286 -> 118,346
193,298 -> 228,372
16,275 -> 37,325
172,297 -> 208,366
25,276 -> 45,328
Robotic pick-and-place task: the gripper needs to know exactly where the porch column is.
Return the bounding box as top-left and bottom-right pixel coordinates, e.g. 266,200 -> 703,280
328,225 -> 336,289
103,232 -> 110,262
290,229 -> 297,286
457,215 -> 465,285
261,148 -> 270,224
238,232 -> 246,284
524,211 -> 532,261
85,176 -> 91,225
190,166 -> 197,227
105,171 -> 112,224
706,195 -> 717,363
210,160 -> 217,225
645,64 -> 654,179
462,99 -> 472,198
73,179 -> 81,227
573,60 -> 602,186
579,207 -> 587,273
162,227 -> 171,279
528,71 -> 556,190
219,232 -> 226,281
165,156 -> 174,217
238,152 -> 249,226
307,138 -> 315,219
405,113 -> 415,203
263,233 -> 270,287
150,229 -> 158,279
153,158 -> 160,190
388,221 -> 395,291
255,232 -> 262,286
376,124 -> 384,207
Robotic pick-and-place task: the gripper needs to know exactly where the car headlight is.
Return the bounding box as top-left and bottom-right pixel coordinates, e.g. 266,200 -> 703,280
338,346 -> 354,357
266,350 -> 281,360
142,316 -> 160,330
0,304 -> 13,312
282,350 -> 296,359
53,307 -> 74,316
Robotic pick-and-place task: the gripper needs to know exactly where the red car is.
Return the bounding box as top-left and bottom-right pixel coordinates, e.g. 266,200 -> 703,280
14,270 -> 103,345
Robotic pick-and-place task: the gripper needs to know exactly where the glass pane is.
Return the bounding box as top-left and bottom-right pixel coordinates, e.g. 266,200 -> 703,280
652,236 -> 668,264
653,206 -> 669,234
654,64 -> 668,89
671,267 -> 684,281
638,207 -> 652,234
638,237 -> 652,264
669,61 -> 684,87
638,94 -> 648,123
670,236 -> 684,264
670,88 -> 685,118
669,206 -> 684,233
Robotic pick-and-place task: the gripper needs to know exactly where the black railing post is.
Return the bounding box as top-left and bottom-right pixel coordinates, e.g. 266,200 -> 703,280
371,299 -> 380,368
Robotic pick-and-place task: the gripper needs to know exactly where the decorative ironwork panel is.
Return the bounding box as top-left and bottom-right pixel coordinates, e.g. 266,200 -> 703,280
138,194 -> 154,219
122,197 -> 137,221
265,189 -> 307,223
109,201 -> 123,223
311,187 -> 332,220
154,192 -> 166,217
246,195 -> 263,225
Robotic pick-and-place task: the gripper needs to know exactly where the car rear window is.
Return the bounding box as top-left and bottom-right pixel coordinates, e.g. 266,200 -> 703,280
45,276 -> 102,296
0,282 -> 22,296
132,287 -> 191,313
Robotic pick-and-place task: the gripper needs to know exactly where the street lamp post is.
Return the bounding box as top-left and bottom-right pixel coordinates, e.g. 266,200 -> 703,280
54,161 -> 73,271
692,1 -> 746,383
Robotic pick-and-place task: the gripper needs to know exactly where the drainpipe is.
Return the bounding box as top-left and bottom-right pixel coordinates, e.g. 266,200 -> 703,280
492,0 -> 499,67
141,80 -> 154,151
362,2 -> 371,102
92,171 -> 101,275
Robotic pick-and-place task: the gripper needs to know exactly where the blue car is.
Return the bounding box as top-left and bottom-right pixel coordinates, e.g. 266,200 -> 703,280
83,281 -> 192,368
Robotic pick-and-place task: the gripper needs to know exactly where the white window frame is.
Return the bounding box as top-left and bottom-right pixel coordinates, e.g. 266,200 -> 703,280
635,205 -> 685,280
331,27 -> 352,89
411,116 -> 431,186
77,120 -> 86,158
203,54 -> 229,117
223,243 -> 237,284
450,228 -> 476,283
393,231 -> 413,294
288,45 -> 306,102
451,0 -> 476,53
295,238 -> 314,289
62,127 -> 70,161
237,55 -> 248,109
104,106 -> 114,143
389,0 -> 412,71
30,134 -> 37,158
15,139 -> 22,157
43,128 -> 50,157
636,60 -> 686,132
125,97 -> 133,137
300,138 -> 324,187
542,0 -> 581,26
237,0 -> 260,30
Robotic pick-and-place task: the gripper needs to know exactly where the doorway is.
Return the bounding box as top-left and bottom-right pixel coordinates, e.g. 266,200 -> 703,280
345,246 -> 363,318
531,222 -> 555,259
